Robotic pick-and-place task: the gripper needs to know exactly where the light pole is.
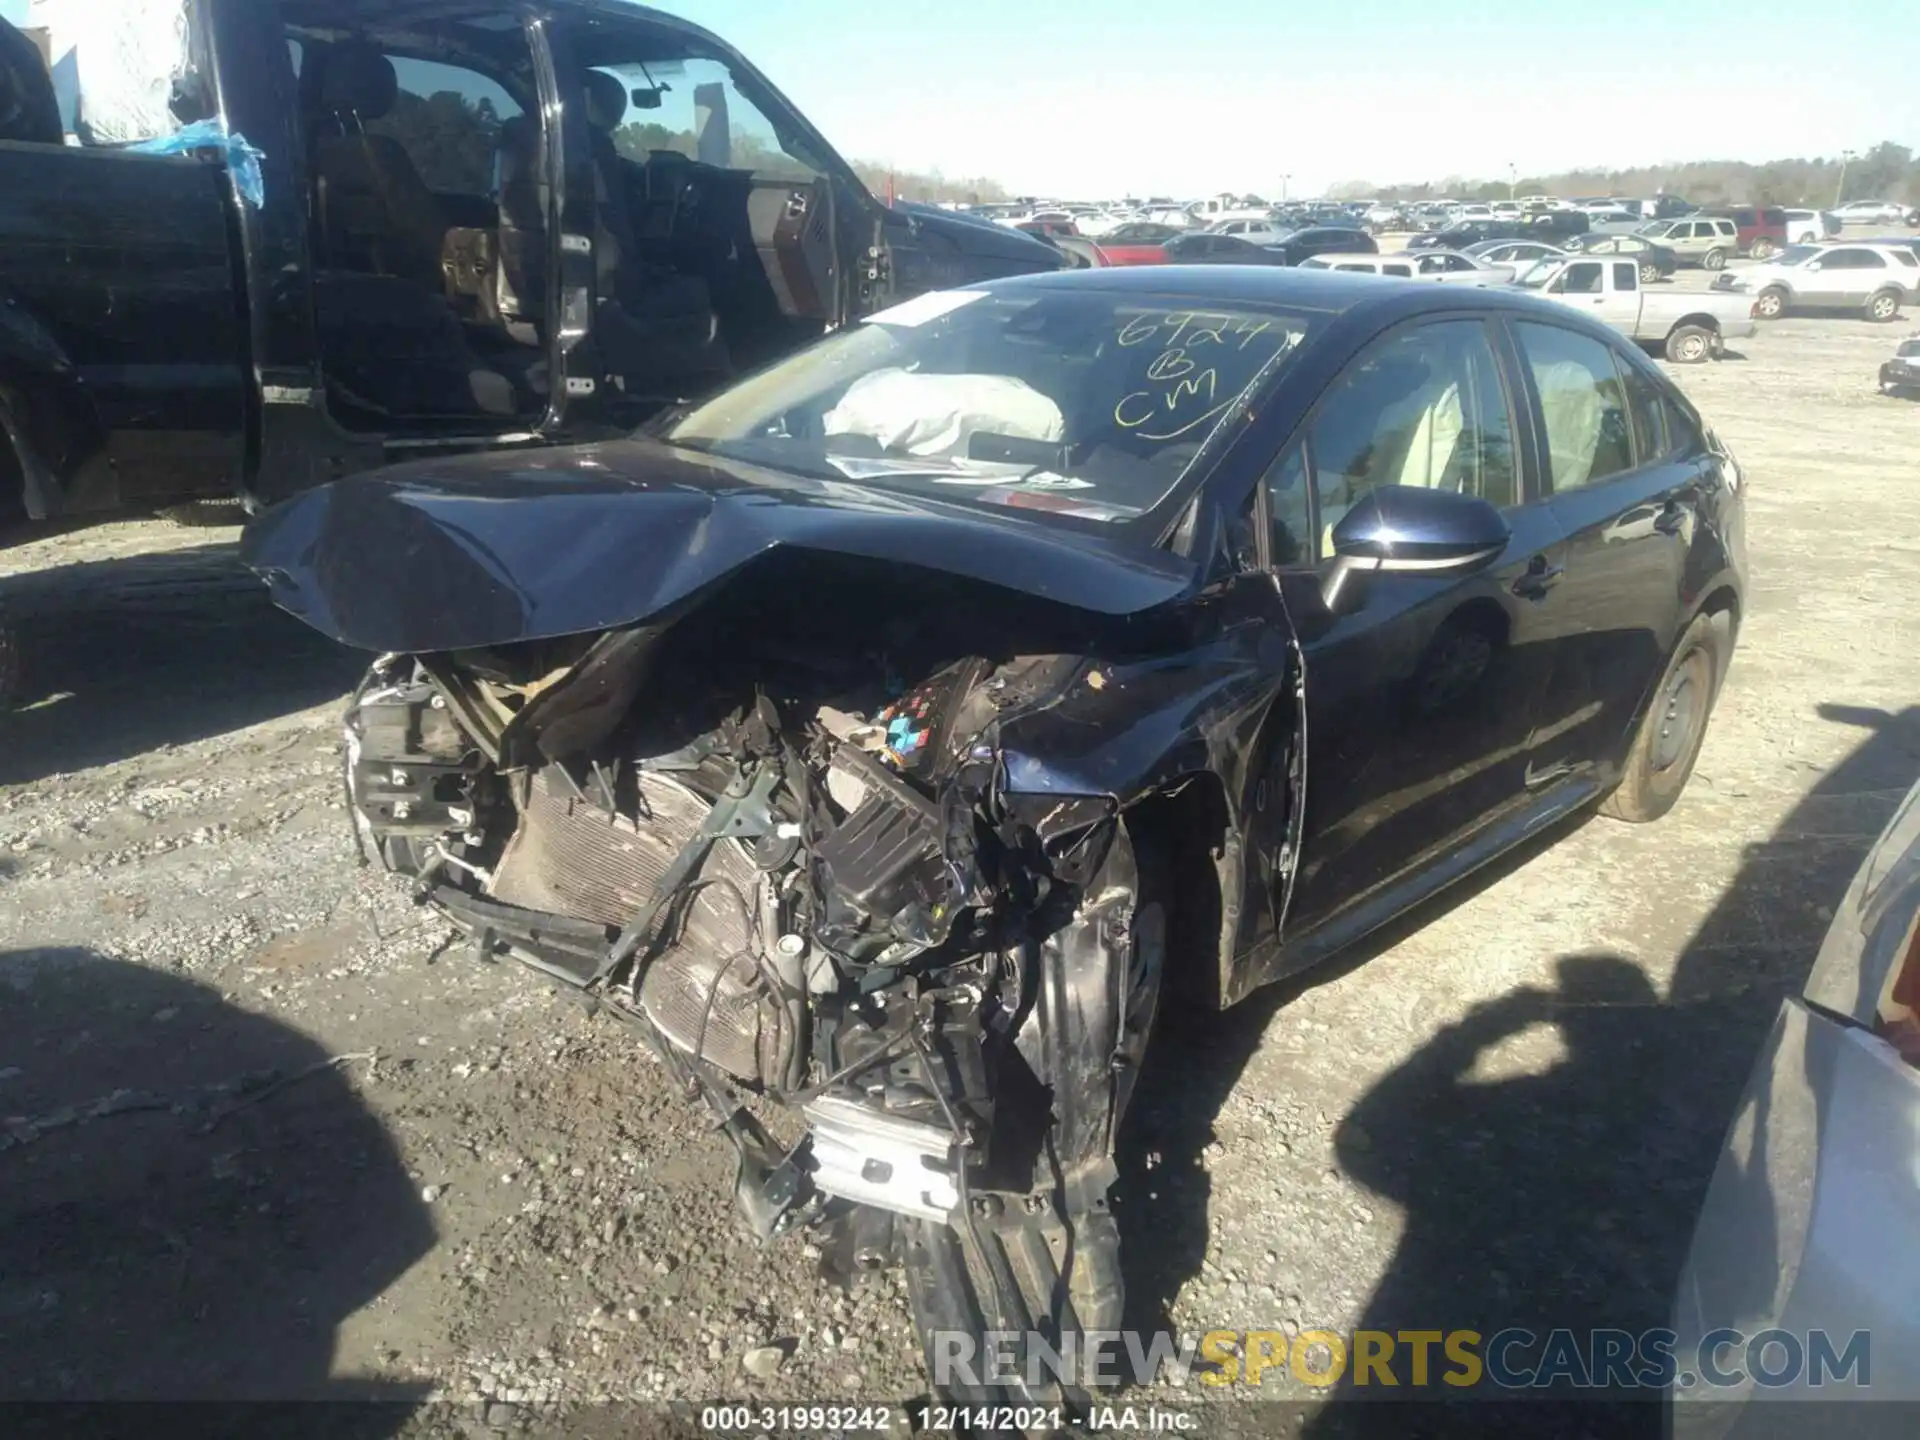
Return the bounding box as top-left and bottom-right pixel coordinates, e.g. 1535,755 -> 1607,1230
1508,161 -> 1517,202
1834,150 -> 1856,209
1280,173 -> 1291,203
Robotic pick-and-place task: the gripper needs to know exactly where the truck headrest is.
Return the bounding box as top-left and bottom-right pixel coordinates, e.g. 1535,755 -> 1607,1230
318,41 -> 399,123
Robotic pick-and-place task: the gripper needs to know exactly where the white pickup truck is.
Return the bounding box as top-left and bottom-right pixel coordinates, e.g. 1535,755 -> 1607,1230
1511,255 -> 1757,362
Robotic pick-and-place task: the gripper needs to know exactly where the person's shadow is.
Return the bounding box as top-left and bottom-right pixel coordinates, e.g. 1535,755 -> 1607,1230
0,948 -> 434,1434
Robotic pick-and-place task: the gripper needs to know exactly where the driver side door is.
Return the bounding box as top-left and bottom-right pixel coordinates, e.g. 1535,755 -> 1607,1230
1260,317 -> 1572,973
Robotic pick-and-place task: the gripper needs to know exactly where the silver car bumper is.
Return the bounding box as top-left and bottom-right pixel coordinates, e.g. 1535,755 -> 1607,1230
1669,995 -> 1920,1439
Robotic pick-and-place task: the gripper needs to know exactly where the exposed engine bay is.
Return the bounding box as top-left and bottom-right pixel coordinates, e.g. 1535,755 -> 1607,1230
342,556 -> 1172,1395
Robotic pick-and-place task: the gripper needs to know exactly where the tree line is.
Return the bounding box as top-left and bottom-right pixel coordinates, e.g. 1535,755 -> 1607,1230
1328,141 -> 1919,208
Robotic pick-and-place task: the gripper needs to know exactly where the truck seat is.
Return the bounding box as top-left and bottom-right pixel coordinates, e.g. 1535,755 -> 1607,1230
309,42 -> 447,291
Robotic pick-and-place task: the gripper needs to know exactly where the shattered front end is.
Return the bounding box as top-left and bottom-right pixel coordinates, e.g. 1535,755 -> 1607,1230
340,573 -> 1170,1404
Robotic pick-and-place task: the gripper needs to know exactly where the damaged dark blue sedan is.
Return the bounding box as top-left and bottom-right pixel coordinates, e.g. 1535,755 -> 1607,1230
243,265 -> 1747,1404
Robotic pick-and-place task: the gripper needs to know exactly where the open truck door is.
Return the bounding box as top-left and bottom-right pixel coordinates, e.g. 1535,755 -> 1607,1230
0,9 -> 245,520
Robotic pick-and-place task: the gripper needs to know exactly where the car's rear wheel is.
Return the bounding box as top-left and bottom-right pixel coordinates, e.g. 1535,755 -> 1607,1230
1753,287 -> 1789,320
1601,612 -> 1727,823
1702,248 -> 1727,271
1638,260 -> 1660,284
1750,238 -> 1779,261
1865,289 -> 1901,323
1666,324 -> 1715,364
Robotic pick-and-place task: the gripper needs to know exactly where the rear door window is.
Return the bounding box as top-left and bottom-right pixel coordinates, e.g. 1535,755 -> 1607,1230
1612,262 -> 1638,291
1513,321 -> 1634,492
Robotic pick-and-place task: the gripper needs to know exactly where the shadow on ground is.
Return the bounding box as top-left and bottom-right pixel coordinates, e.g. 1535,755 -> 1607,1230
1114,703 -> 1920,1437
0,948 -> 434,1425
0,545 -> 363,784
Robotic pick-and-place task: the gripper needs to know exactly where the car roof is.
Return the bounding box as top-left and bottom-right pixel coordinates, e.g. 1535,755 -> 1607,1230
978,264 -> 1606,333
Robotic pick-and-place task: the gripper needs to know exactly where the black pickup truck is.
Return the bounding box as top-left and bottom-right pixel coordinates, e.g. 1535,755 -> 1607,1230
0,0 -> 1056,698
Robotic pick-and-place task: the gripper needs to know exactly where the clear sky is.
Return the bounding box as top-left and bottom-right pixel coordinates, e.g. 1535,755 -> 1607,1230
9,1 -> 1911,197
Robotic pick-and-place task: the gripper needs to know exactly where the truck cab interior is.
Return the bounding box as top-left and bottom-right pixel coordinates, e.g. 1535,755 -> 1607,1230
282,1 -> 857,437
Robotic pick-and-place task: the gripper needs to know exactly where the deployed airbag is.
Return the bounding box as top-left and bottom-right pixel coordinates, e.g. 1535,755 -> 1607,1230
824,369 -> 1065,457
29,0 -> 189,144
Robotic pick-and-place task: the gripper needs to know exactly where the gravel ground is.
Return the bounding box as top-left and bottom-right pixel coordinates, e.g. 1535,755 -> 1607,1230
1,284 -> 1916,1436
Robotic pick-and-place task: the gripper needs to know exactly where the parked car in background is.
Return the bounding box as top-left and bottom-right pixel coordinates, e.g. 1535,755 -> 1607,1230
1206,219 -> 1296,246
1015,217 -> 1081,238
1408,220 -> 1528,251
1716,243 -> 1919,322
243,264 -> 1745,1413
1561,232 -> 1679,282
1670,775 -> 1920,1432
1639,194 -> 1698,220
1783,208 -> 1843,243
1880,334 -> 1920,396
1701,205 -> 1789,259
1636,215 -> 1741,270
1855,235 -> 1920,261
1097,222 -> 1182,266
1515,255 -> 1758,362
1163,232 -> 1288,266
1044,235 -> 1111,269
1527,208 -> 1593,242
1297,253 -> 1421,279
1466,238 -> 1567,271
1301,249 -> 1515,284
1832,199 -> 1910,225
1270,226 -> 1379,265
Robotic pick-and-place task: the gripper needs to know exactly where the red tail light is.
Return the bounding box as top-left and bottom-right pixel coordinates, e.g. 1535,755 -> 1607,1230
1876,909 -> 1920,1064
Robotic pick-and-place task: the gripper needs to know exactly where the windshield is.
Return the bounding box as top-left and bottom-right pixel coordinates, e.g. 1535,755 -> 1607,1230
1778,246 -> 1820,266
1637,221 -> 1675,238
662,288 -> 1314,526
1515,258 -> 1563,288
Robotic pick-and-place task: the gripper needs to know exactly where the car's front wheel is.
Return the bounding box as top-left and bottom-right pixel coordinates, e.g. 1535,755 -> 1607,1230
1750,238 -> 1779,261
1601,611 -> 1728,823
1702,248 -> 1727,271
1865,289 -> 1902,323
1753,286 -> 1789,320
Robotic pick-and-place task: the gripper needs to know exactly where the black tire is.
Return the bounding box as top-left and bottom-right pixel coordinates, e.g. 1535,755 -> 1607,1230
1865,289 -> 1901,323
1665,324 -> 1715,364
1753,286 -> 1789,320
1750,238 -> 1779,261
1638,260 -> 1660,284
1600,612 -> 1725,823
156,498 -> 246,528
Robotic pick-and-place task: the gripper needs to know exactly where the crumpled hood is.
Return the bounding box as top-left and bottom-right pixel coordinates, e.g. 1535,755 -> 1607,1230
239,438 -> 1198,653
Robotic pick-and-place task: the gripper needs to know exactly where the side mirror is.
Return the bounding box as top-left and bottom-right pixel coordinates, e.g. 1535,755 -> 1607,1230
1321,485 -> 1511,612
1805,261 -> 1821,272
